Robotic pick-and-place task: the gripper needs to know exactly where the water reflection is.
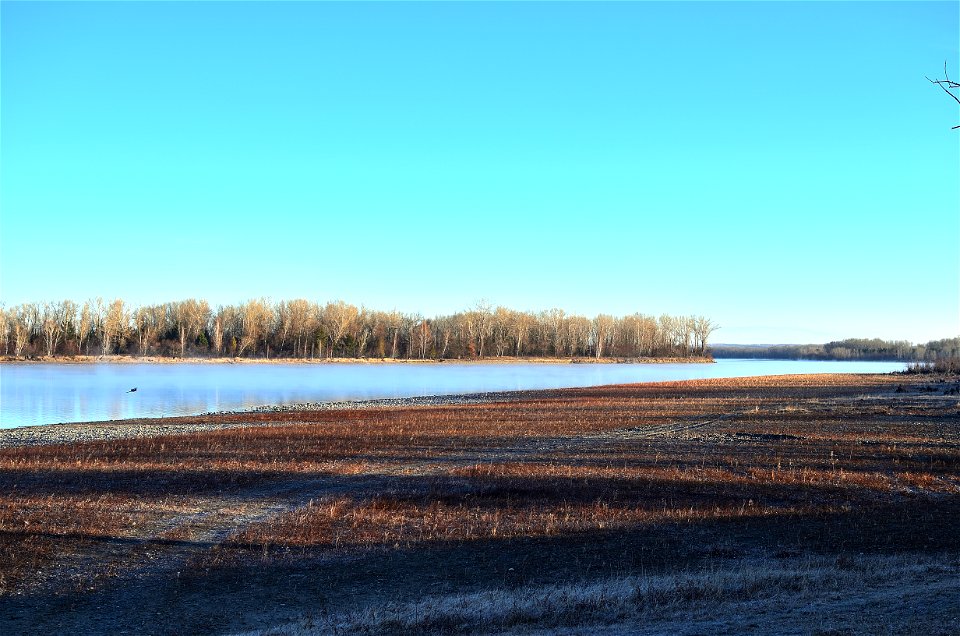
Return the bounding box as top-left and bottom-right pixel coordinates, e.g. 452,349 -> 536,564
0,359 -> 907,429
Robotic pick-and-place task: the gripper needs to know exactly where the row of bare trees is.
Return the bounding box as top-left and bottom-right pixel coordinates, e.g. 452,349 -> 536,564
0,299 -> 717,360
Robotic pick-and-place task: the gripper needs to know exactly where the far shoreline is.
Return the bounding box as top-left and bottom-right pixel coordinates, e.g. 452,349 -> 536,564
0,354 -> 715,366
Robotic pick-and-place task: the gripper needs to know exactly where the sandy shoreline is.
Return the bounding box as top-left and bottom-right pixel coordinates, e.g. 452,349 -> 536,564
0,354 -> 714,366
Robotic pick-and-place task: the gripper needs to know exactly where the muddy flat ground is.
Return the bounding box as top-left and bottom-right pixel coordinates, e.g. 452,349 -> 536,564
1,373 -> 958,635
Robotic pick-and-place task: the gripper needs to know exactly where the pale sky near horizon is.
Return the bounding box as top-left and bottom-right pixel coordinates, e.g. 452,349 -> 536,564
1,1 -> 958,345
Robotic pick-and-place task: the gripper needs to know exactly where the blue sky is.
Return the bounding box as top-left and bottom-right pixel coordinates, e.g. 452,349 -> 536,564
1,1 -> 957,344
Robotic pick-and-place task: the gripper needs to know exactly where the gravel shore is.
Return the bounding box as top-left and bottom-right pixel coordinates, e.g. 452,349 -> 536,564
0,421 -> 260,449
0,390 -> 531,449
242,390 -> 529,413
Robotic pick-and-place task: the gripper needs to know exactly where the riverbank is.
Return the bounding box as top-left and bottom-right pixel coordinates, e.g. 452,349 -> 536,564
1,372 -> 957,635
0,390 -> 534,448
0,371 -> 945,448
0,354 -> 714,365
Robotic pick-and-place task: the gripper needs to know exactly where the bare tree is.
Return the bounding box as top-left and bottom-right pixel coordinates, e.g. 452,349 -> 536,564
211,307 -> 226,356
639,314 -> 658,357
101,298 -> 128,356
398,313 -> 418,359
40,302 -> 66,357
403,314 -> 423,359
218,304 -> 244,356
365,311 -> 385,358
465,301 -> 493,358
414,316 -> 431,359
189,299 -> 210,354
285,299 -> 312,358
323,300 -> 359,358
76,301 -> 93,355
656,314 -> 676,355
432,314 -> 456,359
566,315 -> 591,356
91,298 -> 107,356
680,316 -> 695,356
542,308 -> 566,357
135,304 -> 166,357
303,303 -> 320,358
58,300 -> 78,354
343,307 -> 371,358
0,305 -> 10,356
621,313 -> 645,357
170,299 -> 210,357
134,306 -> 150,357
384,310 -> 402,358
927,62 -> 960,129
239,298 -> 273,357
511,311 -> 535,357
12,304 -> 37,357
492,307 -> 512,357
37,300 -> 77,357
691,316 -> 719,356
667,315 -> 688,355
275,301 -> 293,354
592,314 -> 616,359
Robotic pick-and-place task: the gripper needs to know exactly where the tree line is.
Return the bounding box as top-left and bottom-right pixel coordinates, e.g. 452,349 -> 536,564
710,337 -> 960,362
0,299 -> 718,361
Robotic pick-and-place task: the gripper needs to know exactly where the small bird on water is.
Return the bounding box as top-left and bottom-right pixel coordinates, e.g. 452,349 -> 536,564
127,387 -> 137,393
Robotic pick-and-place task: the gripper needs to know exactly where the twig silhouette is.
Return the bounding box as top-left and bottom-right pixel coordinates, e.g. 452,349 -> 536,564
926,61 -> 960,129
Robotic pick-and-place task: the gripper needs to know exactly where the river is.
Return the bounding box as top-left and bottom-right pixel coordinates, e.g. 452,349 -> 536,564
0,359 -> 907,429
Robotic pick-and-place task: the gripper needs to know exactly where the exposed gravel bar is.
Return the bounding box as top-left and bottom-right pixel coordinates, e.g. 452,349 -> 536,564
0,421 -> 259,449
0,390 -> 531,449
241,390 -> 530,413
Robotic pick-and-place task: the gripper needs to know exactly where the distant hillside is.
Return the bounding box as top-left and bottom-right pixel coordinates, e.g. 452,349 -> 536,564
710,338 -> 959,362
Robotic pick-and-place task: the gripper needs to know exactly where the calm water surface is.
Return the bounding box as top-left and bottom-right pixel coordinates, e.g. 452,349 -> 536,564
0,359 -> 907,429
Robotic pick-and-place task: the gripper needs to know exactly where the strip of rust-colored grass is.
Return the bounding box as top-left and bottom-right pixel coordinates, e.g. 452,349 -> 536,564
0,373 -> 957,597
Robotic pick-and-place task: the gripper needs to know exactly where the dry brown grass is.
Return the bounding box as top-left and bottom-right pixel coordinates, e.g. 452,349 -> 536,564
0,494 -> 135,593
223,494 -> 798,555
215,453 -> 958,560
247,552 -> 960,635
1,372 -> 958,613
